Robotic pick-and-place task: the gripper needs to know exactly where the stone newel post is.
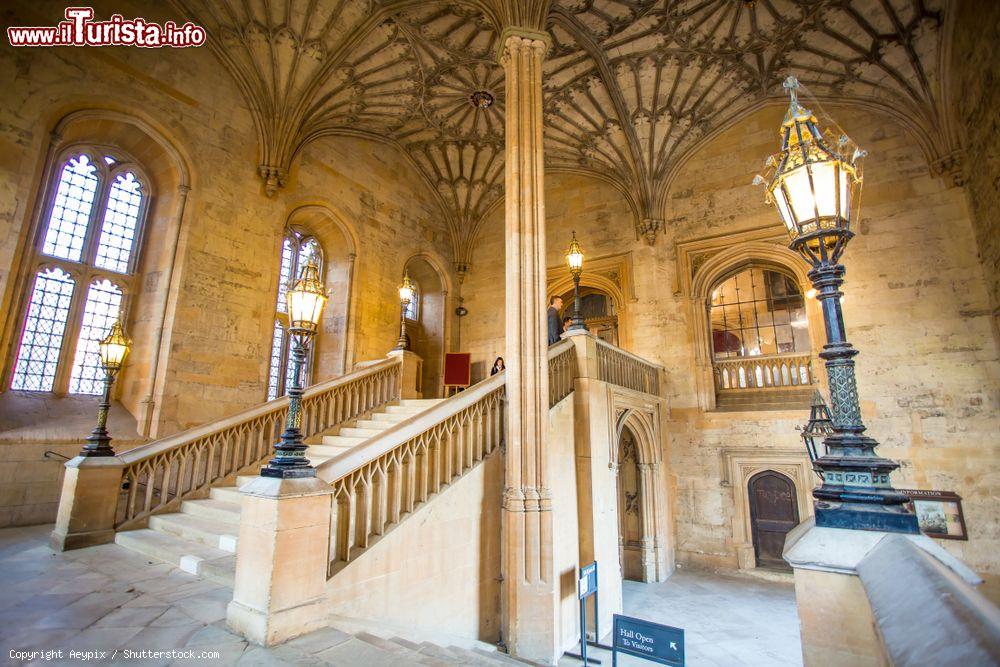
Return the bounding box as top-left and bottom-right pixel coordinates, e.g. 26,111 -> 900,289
499,28 -> 559,663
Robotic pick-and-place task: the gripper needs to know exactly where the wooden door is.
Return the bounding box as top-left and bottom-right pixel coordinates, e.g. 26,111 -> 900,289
617,432 -> 644,581
748,471 -> 799,570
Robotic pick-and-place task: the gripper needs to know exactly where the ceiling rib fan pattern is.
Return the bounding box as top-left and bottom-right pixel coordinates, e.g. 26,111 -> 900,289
171,0 -> 955,268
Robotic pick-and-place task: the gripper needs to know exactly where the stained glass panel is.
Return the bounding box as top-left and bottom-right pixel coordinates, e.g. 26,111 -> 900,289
42,155 -> 99,262
11,268 -> 76,391
95,171 -> 143,273
69,280 -> 124,395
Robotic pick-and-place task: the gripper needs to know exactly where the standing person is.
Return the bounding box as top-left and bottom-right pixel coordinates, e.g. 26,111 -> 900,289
547,296 -> 564,345
490,357 -> 505,375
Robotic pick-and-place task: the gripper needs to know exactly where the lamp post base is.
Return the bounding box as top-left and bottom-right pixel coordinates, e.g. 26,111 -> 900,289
815,502 -> 919,534
259,465 -> 316,479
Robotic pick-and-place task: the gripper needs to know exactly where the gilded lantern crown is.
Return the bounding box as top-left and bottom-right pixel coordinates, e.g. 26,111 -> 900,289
98,319 -> 131,372
565,231 -> 584,275
398,272 -> 416,305
755,76 -> 866,263
287,254 -> 328,333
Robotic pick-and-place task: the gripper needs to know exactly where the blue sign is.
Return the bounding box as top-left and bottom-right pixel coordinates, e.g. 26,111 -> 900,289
612,614 -> 684,667
579,561 -> 598,599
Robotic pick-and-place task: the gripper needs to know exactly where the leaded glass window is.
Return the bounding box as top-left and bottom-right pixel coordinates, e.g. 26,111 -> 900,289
69,280 -> 124,394
266,228 -> 323,399
8,147 -> 150,393
710,268 -> 809,359
404,280 -> 419,321
10,268 -> 76,391
42,154 -> 99,262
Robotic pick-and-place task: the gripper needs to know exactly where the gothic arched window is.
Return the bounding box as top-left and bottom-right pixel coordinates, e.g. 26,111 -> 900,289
709,266 -> 812,391
9,150 -> 149,394
404,278 -> 419,322
267,229 -> 323,400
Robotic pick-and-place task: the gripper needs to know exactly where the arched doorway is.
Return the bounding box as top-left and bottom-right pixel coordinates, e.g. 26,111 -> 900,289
748,470 -> 799,570
402,256 -> 446,398
557,287 -> 619,345
616,426 -> 644,581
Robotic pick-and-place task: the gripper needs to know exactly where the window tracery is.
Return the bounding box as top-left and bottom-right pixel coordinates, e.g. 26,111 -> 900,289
9,147 -> 149,394
267,228 -> 323,400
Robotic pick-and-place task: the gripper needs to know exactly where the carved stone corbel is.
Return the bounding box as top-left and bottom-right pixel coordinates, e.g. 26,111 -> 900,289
258,165 -> 288,198
638,218 -> 662,246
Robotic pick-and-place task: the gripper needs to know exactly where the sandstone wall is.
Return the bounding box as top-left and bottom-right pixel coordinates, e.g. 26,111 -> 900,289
950,0 -> 1000,341
0,1 -> 456,443
0,1 -> 457,530
462,104 -> 1000,588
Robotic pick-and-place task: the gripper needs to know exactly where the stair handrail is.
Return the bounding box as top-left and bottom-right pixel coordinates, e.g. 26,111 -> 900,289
119,356 -> 401,464
115,355 -> 402,528
315,339 -> 576,484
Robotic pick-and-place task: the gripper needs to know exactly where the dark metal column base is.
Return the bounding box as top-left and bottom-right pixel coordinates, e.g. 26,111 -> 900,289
815,502 -> 920,534
259,466 -> 317,479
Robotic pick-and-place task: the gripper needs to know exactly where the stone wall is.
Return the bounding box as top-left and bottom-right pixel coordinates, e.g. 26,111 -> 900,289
950,0 -> 1000,341
0,2 -> 456,442
461,104 -> 1000,588
325,449 -> 503,642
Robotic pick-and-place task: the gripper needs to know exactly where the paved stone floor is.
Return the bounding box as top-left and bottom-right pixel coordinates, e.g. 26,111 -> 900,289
0,525 -> 801,666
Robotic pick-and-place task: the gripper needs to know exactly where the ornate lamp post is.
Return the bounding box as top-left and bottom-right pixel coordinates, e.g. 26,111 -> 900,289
80,319 -> 131,457
800,390 -> 835,480
261,255 -> 328,479
565,231 -> 586,332
756,75 -> 918,533
395,272 -> 415,351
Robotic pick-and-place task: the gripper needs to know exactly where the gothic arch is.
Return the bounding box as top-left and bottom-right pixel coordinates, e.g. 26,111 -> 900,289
688,241 -> 822,411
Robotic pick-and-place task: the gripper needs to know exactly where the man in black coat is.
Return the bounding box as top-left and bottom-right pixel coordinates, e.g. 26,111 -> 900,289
547,296 -> 564,345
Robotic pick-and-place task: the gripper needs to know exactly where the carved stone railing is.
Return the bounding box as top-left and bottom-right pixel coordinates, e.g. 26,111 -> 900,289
713,352 -> 813,391
115,357 -> 402,529
549,338 -> 575,406
594,336 -> 661,395
319,372 -> 506,574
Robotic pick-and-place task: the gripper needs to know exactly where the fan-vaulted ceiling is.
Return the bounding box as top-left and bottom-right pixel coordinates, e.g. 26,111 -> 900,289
171,0 -> 956,269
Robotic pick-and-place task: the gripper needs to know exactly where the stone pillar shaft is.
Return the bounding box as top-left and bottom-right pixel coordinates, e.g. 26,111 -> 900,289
500,30 -> 558,663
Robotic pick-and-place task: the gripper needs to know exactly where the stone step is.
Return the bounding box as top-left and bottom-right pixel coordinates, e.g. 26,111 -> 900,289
114,529 -> 235,586
208,486 -> 243,504
322,434 -> 369,447
384,405 -> 427,415
179,498 -> 241,524
236,474 -> 258,487
311,636 -> 417,667
472,647 -> 532,665
306,443 -> 355,457
353,418 -> 403,429
399,399 -> 445,407
148,512 -> 238,552
338,426 -> 387,438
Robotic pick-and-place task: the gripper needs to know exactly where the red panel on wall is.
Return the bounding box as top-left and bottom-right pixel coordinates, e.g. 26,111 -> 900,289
444,352 -> 472,387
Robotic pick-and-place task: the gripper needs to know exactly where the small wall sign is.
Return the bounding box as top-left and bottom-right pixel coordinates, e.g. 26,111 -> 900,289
612,614 -> 684,666
898,489 -> 967,540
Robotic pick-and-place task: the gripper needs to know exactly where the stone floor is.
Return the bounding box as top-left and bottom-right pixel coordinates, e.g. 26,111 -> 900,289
0,525 -> 801,666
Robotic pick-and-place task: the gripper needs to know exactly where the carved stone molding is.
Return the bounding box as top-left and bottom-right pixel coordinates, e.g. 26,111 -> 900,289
719,446 -> 815,570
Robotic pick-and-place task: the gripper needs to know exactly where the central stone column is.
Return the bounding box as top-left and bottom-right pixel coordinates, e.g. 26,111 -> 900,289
499,29 -> 559,663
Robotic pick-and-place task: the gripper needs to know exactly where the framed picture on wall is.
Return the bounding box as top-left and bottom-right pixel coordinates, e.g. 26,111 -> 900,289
898,489 -> 968,540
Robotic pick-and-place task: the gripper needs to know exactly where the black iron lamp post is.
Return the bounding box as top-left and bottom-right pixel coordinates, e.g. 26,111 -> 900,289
756,75 -> 918,533
261,255 -> 328,479
394,272 -> 415,351
565,231 -> 587,332
800,390 -> 835,480
80,319 -> 131,457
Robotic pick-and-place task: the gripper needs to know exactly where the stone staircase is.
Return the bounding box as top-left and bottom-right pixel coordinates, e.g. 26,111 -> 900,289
114,398 -> 444,586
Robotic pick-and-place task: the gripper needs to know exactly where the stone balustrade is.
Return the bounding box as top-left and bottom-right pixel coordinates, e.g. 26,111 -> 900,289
713,352 -> 813,392
319,371 -> 505,573
115,357 -> 402,529
594,336 -> 662,395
